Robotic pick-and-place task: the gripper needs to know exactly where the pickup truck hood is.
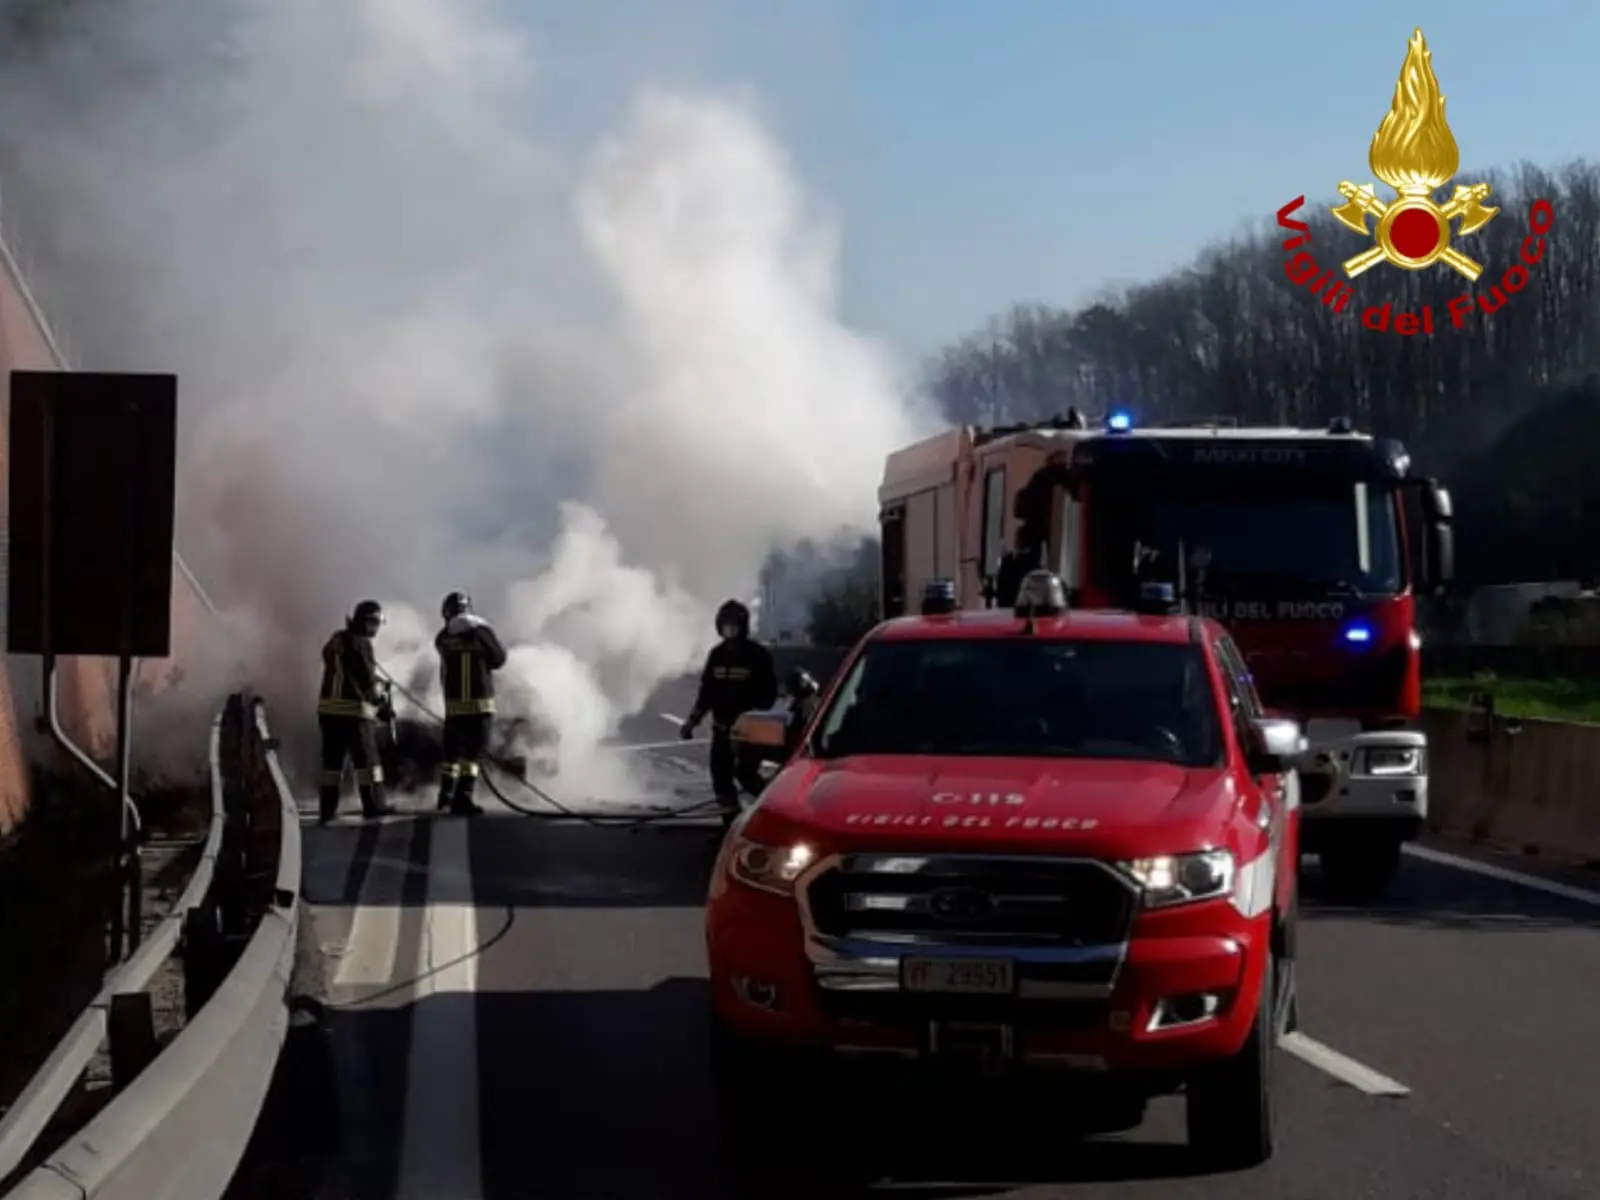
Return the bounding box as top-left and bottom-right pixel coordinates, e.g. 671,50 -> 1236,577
761,755 -> 1237,859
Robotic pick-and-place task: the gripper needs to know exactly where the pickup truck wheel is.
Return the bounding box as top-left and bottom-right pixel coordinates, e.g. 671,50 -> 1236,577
1185,956 -> 1275,1170
1274,899 -> 1299,1035
1319,835 -> 1401,901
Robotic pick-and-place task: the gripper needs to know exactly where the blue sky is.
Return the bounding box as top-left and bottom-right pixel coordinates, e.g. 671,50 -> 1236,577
539,1 -> 1600,361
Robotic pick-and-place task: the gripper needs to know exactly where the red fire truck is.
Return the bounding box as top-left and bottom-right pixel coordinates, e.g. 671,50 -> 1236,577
877,409 -> 1453,897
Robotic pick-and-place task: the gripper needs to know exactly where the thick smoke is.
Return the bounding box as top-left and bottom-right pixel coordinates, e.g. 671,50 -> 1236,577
0,0 -> 931,800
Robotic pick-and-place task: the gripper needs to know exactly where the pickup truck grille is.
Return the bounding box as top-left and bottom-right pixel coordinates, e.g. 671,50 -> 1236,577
803,854 -> 1137,948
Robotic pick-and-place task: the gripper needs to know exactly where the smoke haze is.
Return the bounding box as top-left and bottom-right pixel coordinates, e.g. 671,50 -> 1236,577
0,0 -> 931,799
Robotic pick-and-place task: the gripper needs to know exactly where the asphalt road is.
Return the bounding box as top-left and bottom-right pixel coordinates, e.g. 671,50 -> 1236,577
236,674 -> 1600,1199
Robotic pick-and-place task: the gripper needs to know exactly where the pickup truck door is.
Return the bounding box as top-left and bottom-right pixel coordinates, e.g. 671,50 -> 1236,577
1217,635 -> 1300,913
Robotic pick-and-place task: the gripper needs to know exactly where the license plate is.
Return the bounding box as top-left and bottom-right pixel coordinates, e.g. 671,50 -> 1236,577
902,957 -> 1014,995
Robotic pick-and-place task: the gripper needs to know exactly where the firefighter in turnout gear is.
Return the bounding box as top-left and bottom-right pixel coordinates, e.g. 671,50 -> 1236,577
681,599 -> 777,821
435,591 -> 508,816
316,600 -> 396,822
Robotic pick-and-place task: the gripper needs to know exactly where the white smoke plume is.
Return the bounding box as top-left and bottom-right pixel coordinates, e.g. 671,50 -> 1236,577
0,0 -> 931,800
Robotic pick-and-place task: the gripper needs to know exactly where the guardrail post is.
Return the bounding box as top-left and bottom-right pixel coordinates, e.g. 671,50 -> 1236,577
107,992 -> 157,1090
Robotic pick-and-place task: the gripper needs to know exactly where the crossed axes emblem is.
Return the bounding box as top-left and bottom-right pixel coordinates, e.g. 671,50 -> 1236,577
1331,181 -> 1499,281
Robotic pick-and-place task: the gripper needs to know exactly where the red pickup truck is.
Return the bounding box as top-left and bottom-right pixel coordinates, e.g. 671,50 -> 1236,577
705,573 -> 1303,1169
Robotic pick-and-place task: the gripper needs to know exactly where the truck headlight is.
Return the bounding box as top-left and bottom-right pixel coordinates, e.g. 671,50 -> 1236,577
1356,746 -> 1424,776
728,837 -> 815,896
1121,850 -> 1235,907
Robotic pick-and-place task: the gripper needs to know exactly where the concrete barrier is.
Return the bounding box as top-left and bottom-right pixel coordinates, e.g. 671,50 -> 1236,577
773,643 -> 1600,868
1423,709 -> 1600,865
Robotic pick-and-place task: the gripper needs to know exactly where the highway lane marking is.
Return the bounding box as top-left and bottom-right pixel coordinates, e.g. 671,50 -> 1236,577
395,817 -> 484,1200
330,819 -> 412,990
1404,843 -> 1600,907
1279,1032 -> 1410,1097
615,737 -> 707,752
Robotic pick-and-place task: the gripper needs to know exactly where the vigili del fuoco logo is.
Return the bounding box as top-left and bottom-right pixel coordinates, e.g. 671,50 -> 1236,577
1275,28 -> 1553,336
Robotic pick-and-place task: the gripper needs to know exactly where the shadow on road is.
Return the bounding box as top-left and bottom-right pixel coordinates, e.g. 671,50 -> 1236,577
1300,853 -> 1600,931
300,812 -> 726,911
477,978 -> 1219,1199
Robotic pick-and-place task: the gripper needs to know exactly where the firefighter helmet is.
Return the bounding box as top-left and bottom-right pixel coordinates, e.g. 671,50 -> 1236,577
715,598 -> 750,636
442,591 -> 472,620
349,599 -> 385,633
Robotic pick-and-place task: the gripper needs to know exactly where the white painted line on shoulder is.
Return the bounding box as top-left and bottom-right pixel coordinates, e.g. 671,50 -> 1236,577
615,737 -> 708,752
395,818 -> 484,1200
1403,843 -> 1600,908
1279,1032 -> 1410,1097
331,819 -> 412,989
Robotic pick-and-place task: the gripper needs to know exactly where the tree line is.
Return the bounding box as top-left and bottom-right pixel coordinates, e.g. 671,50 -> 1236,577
922,159 -> 1600,474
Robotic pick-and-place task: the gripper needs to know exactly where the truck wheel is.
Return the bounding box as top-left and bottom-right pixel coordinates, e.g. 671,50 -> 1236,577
1319,835 -> 1401,902
1274,898 -> 1299,1035
1185,956 -> 1275,1170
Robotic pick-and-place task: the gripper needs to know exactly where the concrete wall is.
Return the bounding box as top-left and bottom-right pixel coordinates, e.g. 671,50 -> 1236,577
773,645 -> 1600,868
0,235 -> 212,835
1424,709 -> 1600,865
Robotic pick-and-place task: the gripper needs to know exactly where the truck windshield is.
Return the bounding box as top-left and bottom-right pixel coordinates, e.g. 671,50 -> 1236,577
811,638 -> 1222,766
1090,475 -> 1404,600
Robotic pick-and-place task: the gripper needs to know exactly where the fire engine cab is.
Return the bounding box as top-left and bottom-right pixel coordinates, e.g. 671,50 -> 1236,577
877,409 -> 1453,898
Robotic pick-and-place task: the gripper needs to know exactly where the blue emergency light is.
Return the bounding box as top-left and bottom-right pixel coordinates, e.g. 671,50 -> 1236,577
1107,408 -> 1134,432
921,578 -> 959,615
1134,580 -> 1180,614
1342,621 -> 1373,645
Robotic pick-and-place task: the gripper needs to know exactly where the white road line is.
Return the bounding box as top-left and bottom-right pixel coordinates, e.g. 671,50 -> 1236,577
395,818 -> 483,1200
330,820 -> 412,989
615,737 -> 707,752
1279,1032 -> 1410,1097
1403,843 -> 1600,907
658,711 -> 685,725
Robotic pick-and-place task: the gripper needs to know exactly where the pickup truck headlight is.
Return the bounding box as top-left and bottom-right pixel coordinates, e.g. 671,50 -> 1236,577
1121,850 -> 1235,907
1356,746 -> 1425,776
727,837 -> 816,896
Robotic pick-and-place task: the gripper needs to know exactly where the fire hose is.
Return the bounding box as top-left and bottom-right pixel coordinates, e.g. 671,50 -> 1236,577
372,664 -> 727,828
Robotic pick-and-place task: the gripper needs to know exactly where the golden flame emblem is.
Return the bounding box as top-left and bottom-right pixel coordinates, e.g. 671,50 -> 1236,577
1331,29 -> 1498,281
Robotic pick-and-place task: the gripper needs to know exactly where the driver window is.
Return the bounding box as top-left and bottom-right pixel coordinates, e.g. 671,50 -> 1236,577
1216,637 -> 1263,719
815,657 -> 867,748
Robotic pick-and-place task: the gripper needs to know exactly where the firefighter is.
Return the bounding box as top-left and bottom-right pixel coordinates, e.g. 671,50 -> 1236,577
681,599 -> 777,821
316,599 -> 396,823
435,590 -> 508,816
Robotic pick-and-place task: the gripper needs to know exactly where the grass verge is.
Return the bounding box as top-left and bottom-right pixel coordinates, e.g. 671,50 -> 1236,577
1423,673 -> 1600,723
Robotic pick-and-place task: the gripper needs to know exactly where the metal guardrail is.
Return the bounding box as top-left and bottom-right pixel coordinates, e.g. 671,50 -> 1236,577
0,713 -> 228,1180
0,698 -> 301,1200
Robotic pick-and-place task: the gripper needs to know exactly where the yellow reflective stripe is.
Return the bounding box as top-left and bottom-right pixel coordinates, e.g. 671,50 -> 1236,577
320,769 -> 345,785
440,764 -> 460,779
443,698 -> 496,715
459,762 -> 480,778
355,766 -> 384,784
318,698 -> 363,716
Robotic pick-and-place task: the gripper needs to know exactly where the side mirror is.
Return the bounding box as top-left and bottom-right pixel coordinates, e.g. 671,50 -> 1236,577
1245,716 -> 1305,776
1426,521 -> 1455,589
1421,480 -> 1452,521
730,709 -> 791,765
